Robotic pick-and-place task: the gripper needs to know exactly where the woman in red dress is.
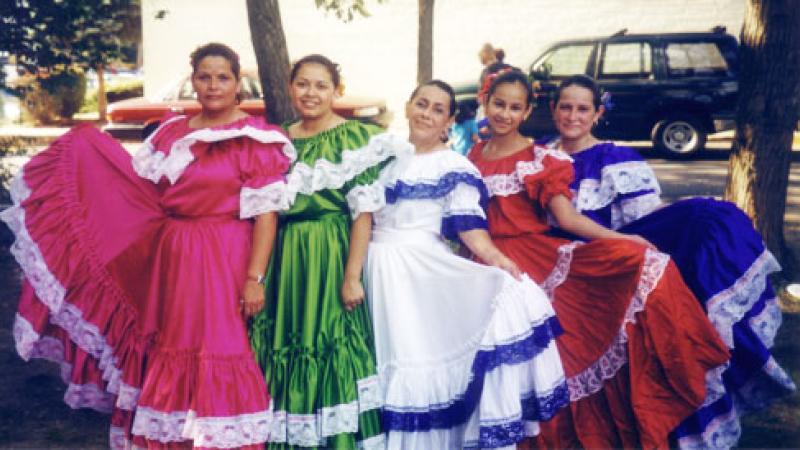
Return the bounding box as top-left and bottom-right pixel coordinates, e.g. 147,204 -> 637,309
468,69 -> 730,449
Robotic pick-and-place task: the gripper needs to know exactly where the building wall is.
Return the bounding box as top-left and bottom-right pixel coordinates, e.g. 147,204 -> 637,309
142,0 -> 745,130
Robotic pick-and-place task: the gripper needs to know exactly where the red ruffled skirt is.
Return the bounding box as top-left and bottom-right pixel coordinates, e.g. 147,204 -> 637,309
492,233 -> 730,449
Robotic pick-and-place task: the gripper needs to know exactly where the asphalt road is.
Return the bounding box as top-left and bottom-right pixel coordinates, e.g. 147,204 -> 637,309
632,145 -> 800,245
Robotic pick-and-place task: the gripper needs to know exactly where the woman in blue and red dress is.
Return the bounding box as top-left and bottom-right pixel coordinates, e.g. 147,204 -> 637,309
538,74 -> 795,449
468,68 -> 730,449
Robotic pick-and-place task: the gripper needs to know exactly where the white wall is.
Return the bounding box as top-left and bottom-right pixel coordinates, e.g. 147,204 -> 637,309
142,0 -> 745,131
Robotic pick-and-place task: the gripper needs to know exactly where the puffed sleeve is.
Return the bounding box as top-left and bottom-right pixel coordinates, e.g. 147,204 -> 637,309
239,139 -> 293,219
519,147 -> 575,210
599,145 -> 662,228
342,132 -> 410,219
441,172 -> 489,241
343,158 -> 394,219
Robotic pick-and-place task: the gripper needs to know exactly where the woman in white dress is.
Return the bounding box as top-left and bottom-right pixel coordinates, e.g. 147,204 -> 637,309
363,80 -> 568,449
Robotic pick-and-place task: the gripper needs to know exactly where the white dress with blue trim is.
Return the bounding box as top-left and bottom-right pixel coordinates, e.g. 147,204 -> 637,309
364,146 -> 568,449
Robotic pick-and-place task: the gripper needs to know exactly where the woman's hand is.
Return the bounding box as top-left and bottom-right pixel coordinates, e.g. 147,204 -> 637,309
341,276 -> 365,312
619,233 -> 656,250
488,254 -> 522,280
241,279 -> 266,318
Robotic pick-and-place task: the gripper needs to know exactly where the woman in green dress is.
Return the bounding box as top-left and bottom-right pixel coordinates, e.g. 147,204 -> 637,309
250,54 -> 399,449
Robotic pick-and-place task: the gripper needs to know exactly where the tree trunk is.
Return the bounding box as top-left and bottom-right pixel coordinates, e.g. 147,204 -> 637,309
724,0 -> 800,268
96,64 -> 107,123
246,0 -> 294,124
417,0 -> 434,85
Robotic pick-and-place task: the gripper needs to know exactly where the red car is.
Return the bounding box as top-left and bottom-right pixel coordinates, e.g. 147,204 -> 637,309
105,69 -> 392,139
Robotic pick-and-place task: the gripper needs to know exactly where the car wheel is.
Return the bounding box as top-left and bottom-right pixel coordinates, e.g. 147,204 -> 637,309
142,122 -> 160,140
652,114 -> 707,158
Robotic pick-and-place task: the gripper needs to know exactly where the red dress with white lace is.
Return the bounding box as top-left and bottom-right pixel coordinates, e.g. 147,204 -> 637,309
469,142 -> 730,449
3,115 -> 294,449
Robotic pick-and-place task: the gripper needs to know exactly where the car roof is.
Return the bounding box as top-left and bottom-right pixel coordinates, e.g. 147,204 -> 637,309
547,30 -> 737,47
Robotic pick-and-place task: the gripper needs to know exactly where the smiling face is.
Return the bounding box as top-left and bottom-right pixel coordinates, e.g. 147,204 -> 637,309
405,84 -> 454,148
191,55 -> 241,115
485,81 -> 532,137
289,62 -> 340,120
553,84 -> 604,141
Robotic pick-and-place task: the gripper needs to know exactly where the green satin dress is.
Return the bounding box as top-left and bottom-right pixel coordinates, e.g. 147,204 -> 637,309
250,120 -> 390,449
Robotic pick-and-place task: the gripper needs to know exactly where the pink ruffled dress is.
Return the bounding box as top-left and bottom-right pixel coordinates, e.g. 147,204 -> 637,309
2,115 -> 294,449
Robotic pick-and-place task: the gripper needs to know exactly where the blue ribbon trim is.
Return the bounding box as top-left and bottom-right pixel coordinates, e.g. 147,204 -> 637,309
441,214 -> 488,240
383,315 -> 566,436
385,171 -> 489,209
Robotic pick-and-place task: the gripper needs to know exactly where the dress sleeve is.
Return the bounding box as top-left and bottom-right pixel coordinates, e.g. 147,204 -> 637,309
441,173 -> 489,241
239,140 -> 292,219
520,148 -> 575,210
343,155 -> 395,219
601,145 -> 663,228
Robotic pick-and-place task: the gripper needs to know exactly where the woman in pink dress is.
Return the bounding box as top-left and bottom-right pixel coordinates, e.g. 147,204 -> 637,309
2,43 -> 293,449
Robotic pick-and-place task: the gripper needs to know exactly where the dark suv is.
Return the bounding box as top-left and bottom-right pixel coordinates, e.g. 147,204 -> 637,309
455,28 -> 739,157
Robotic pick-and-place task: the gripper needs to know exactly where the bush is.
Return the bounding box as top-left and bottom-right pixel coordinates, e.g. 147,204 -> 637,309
80,79 -> 143,113
19,67 -> 86,124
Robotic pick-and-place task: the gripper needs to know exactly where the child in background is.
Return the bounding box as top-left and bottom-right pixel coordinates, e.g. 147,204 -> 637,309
448,101 -> 479,155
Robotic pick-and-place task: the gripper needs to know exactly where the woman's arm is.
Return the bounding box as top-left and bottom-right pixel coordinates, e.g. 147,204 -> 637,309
549,194 -> 653,247
241,212 -> 278,317
459,229 -> 521,279
341,212 -> 373,311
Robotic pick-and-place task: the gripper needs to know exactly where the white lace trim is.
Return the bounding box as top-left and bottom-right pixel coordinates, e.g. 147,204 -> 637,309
285,132 -> 409,204
14,314 -> 119,413
131,406 -> 273,448
749,296 -> 781,349
483,146 -> 572,197
573,160 -> 662,212
1,170 -> 140,411
359,433 -> 387,450
567,249 -> 670,401
609,192 -> 663,230
542,241 -> 582,298
132,116 -> 296,185
109,425 -> 128,450
346,181 -> 385,219
240,181 -> 289,219
676,403 -> 741,450
268,374 -> 382,446
706,250 -> 781,348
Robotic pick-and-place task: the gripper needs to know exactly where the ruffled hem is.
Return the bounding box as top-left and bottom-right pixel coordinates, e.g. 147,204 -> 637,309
131,407 -> 273,448
382,275 -> 567,448
285,132 -> 409,203
266,375 -> 382,446
2,132 -> 151,411
707,250 -> 782,348
558,248 -> 671,401
133,116 -> 296,185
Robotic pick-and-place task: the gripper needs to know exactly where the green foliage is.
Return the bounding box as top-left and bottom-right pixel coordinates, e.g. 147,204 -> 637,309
80,78 -> 143,113
18,67 -> 86,124
313,0 -> 384,22
0,1 -> 140,73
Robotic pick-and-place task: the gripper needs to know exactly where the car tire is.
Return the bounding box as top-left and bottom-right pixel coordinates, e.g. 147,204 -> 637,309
652,114 -> 707,158
142,121 -> 160,140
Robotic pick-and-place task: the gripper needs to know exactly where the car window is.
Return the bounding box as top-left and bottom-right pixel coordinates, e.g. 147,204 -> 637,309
241,75 -> 262,100
534,44 -> 594,79
178,78 -> 196,100
599,42 -> 652,79
666,42 -> 729,77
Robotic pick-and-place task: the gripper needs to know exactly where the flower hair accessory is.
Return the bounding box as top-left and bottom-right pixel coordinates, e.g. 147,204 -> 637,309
478,67 -> 514,103
600,91 -> 614,111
